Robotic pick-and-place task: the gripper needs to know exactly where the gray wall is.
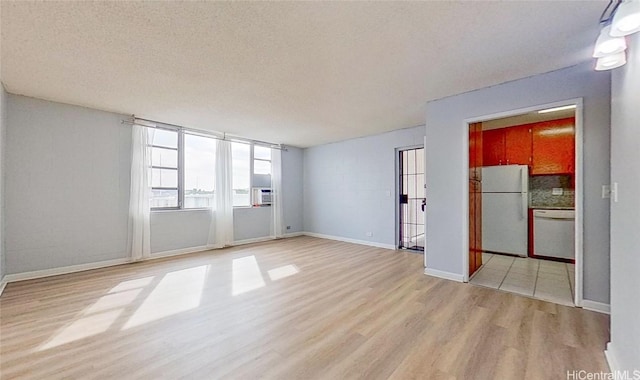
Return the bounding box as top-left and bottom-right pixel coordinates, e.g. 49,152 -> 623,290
6,95 -> 131,274
0,85 -> 6,280
282,146 -> 304,234
609,33 -> 640,372
425,63 -> 611,304
303,125 -> 425,246
5,94 -> 304,274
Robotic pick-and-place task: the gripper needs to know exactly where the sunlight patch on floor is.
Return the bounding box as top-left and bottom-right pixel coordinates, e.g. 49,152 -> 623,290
123,265 -> 208,329
109,276 -> 154,293
232,255 -> 265,295
268,264 -> 299,281
39,309 -> 123,350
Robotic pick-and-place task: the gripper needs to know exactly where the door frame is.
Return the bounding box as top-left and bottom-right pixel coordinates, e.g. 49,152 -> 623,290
395,144 -> 426,252
462,98 -> 584,307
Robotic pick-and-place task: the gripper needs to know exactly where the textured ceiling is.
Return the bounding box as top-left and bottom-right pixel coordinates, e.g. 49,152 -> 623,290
1,2 -> 604,147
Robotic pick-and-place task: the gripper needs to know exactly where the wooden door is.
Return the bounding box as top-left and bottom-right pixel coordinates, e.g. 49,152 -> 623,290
532,117 -> 575,175
505,125 -> 532,166
482,129 -> 505,166
469,122 -> 483,277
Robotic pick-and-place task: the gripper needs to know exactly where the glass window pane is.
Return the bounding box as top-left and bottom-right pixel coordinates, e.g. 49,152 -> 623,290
151,168 -> 178,188
150,128 -> 178,149
184,134 -> 216,209
150,189 -> 178,208
254,160 -> 271,175
416,148 -> 424,174
407,175 -> 416,198
232,142 -> 250,207
254,146 -> 271,160
152,147 -> 178,168
407,149 -> 416,174
402,151 -> 408,174
416,174 -> 425,198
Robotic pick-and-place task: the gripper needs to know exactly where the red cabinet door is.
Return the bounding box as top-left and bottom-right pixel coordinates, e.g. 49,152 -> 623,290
532,118 -> 575,175
505,125 -> 532,166
482,129 -> 505,166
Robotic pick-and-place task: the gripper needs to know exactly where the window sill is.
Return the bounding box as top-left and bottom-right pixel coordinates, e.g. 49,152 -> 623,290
151,208 -> 210,213
151,206 -> 269,213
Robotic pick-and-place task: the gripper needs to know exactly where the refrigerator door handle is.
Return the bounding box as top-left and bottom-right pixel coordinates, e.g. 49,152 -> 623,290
521,168 -> 528,220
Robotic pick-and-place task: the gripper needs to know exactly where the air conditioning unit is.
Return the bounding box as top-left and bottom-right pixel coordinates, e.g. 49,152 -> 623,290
252,188 -> 272,206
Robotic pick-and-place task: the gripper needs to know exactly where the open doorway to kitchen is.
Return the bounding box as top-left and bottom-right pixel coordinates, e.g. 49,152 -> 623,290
398,147 -> 425,252
466,101 -> 582,307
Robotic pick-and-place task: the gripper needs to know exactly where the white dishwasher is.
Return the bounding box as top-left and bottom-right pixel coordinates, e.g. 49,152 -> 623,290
533,209 -> 575,260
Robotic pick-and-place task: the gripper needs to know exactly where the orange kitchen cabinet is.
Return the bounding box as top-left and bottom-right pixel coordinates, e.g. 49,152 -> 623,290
532,117 -> 575,175
482,129 -> 505,167
505,125 -> 532,166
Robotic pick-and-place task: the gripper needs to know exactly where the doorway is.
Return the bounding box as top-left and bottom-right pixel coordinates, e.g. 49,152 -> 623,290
398,147 -> 425,251
465,100 -> 582,307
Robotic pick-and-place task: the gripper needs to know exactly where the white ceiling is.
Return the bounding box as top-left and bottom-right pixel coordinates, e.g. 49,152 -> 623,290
1,2 -> 604,147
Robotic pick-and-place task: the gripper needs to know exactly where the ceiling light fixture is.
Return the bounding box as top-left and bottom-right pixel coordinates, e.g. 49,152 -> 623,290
592,0 -> 640,71
596,51 -> 628,70
593,25 -> 627,57
538,105 -> 578,114
610,0 -> 640,36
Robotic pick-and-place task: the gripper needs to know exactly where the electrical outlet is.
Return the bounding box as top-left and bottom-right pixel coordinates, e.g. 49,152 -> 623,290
286,226 -> 291,230
365,232 -> 373,237
602,185 -> 611,199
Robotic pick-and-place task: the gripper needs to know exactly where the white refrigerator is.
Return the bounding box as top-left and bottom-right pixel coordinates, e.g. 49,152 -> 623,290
481,165 -> 529,257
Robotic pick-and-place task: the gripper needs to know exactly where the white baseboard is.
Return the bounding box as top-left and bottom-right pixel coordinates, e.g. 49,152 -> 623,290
2,258 -> 130,283
303,232 -> 396,250
150,245 -> 211,259
424,268 -> 465,282
232,236 -> 276,246
582,299 -> 610,314
0,276 -> 7,296
283,231 -> 304,238
604,342 -> 619,373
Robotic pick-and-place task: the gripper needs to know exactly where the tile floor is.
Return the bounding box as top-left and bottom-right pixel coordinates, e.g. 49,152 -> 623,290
470,252 -> 575,306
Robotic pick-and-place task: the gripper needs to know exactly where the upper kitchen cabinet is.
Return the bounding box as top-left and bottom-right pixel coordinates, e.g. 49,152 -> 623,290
483,125 -> 531,166
482,129 -> 505,166
505,125 -> 532,166
531,117 -> 575,175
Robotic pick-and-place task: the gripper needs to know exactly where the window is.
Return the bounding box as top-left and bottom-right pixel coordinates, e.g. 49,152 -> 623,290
253,145 -> 272,175
231,142 -> 251,207
149,128 -> 217,210
150,128 -> 180,209
148,127 -> 270,210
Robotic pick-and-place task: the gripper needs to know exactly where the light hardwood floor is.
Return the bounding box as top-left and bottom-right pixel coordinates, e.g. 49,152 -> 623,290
0,236 -> 609,379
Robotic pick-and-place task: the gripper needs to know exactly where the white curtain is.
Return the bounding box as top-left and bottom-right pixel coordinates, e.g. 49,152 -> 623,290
271,148 -> 285,238
208,139 -> 234,248
128,124 -> 154,261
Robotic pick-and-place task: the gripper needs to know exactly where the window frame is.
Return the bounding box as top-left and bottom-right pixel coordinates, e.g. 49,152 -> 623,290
150,125 -> 183,211
149,128 -> 272,211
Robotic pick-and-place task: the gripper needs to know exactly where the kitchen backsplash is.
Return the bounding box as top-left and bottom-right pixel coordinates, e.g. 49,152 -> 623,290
529,175 -> 575,208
